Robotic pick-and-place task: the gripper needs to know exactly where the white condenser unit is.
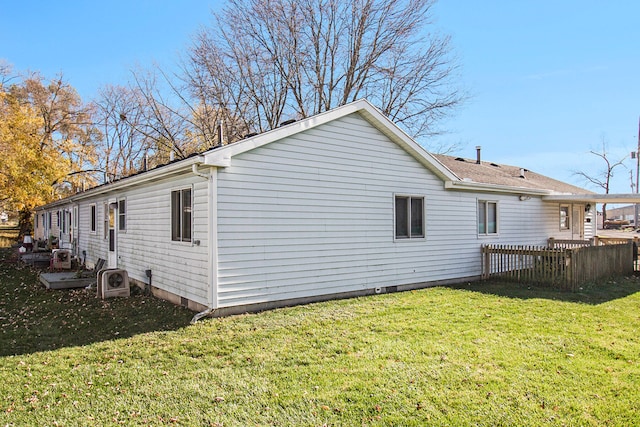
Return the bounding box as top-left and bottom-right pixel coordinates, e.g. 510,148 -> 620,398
100,269 -> 130,298
51,249 -> 72,270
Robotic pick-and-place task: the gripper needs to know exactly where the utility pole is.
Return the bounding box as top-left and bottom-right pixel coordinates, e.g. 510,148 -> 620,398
633,117 -> 640,230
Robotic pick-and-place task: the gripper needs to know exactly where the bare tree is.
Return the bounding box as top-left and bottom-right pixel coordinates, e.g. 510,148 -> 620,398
574,137 -> 628,224
186,0 -> 464,144
93,84 -> 150,182
131,69 -> 192,161
0,61 -> 17,87
129,66 -> 249,166
185,26 -> 286,134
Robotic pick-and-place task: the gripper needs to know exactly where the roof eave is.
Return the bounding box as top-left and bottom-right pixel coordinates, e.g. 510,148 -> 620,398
444,180 -> 552,195
36,155 -> 207,209
202,99 -> 460,182
542,193 -> 640,204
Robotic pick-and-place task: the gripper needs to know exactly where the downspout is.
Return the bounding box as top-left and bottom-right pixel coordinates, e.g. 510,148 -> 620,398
191,164 -> 209,179
191,163 -> 219,323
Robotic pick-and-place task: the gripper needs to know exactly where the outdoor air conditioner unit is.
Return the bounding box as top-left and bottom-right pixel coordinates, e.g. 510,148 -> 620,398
100,269 -> 130,298
96,268 -> 112,298
51,249 -> 72,270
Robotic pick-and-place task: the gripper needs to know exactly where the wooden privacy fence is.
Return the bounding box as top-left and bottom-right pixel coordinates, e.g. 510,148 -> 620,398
550,237 -> 640,272
482,241 -> 635,291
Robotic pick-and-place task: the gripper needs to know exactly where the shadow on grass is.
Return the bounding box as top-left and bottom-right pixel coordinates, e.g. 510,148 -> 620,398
0,247 -> 194,357
448,275 -> 640,305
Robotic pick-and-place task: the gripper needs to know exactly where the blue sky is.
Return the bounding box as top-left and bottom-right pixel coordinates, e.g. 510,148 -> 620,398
2,1 -> 639,194
432,1 -> 640,195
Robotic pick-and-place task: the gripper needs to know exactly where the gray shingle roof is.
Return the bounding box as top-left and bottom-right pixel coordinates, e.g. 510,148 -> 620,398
432,154 -> 593,195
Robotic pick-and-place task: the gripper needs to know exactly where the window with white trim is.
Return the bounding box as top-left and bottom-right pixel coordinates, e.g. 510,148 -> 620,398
171,188 -> 192,242
118,199 -> 126,231
395,195 -> 424,239
90,204 -> 97,233
478,200 -> 498,235
61,209 -> 68,234
103,202 -> 109,239
559,205 -> 570,230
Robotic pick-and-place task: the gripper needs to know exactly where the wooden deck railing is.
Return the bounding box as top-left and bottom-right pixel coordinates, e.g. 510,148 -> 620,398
482,241 -> 635,291
547,238 -> 592,249
482,245 -> 570,289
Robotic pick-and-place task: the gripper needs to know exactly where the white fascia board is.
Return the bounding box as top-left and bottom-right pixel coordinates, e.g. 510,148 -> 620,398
33,199 -> 74,212
355,104 -> 459,182
68,155 -> 206,202
203,152 -> 231,167
202,101 -> 369,166
444,180 -> 553,196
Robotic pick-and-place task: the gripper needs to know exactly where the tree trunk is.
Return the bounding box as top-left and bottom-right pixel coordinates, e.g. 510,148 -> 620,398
18,209 -> 33,240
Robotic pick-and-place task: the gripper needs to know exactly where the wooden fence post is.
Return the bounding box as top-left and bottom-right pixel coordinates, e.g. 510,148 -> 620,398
566,248 -> 575,291
482,245 -> 490,279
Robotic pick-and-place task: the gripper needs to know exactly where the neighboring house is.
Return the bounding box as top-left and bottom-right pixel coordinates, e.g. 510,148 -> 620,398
603,205 -> 634,221
34,99 -> 625,316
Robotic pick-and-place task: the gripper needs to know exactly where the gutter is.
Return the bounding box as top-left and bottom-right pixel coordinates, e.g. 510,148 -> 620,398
37,152 -> 230,211
444,180 -> 552,196
34,155 -> 208,210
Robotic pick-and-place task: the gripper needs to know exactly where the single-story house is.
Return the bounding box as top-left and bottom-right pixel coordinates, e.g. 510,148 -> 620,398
33,99 -> 634,317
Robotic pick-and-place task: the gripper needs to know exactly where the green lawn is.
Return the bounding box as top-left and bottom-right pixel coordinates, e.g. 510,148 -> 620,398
1,242 -> 639,426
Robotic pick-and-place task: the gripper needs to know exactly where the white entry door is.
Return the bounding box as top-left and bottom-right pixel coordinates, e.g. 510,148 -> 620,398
107,201 -> 118,268
572,205 -> 584,240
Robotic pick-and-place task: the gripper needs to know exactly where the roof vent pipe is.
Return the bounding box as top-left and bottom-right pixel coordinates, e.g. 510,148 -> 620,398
475,146 -> 481,164
519,168 -> 526,178
217,119 -> 225,146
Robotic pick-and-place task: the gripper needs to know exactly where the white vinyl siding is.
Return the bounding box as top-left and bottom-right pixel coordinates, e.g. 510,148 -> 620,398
77,174 -> 209,305
216,113 -> 581,308
79,202 -> 108,266
216,114 -> 485,307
